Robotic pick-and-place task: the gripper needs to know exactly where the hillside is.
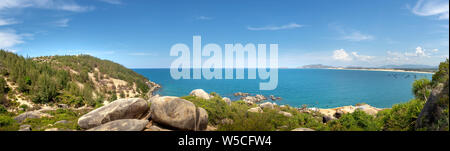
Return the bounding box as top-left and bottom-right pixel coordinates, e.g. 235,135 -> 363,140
0,50 -> 160,112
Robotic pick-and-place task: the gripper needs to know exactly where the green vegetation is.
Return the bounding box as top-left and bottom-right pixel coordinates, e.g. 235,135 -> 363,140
0,50 -> 150,108
376,99 -> 425,131
412,79 -> 431,101
328,110 -> 382,131
182,95 -> 326,131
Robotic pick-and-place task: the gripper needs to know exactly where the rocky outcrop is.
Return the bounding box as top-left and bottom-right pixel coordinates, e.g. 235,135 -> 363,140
14,111 -> 52,123
234,92 -> 249,97
77,98 -> 149,129
149,96 -> 208,131
416,80 -> 449,131
189,89 -> 212,100
241,94 -> 267,104
248,107 -> 263,113
87,119 -> 149,131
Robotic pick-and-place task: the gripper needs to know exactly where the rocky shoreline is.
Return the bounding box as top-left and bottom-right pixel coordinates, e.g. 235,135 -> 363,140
12,88 -> 387,131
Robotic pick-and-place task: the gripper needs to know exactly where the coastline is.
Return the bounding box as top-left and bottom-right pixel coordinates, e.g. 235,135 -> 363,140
324,68 -> 434,74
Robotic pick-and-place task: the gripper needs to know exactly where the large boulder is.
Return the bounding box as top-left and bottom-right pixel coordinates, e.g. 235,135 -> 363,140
87,119 -> 149,131
222,97 -> 231,106
278,111 -> 292,117
150,96 -> 208,131
416,80 -> 449,131
259,102 -> 275,109
14,111 -> 52,123
189,89 -> 211,100
77,98 -> 149,129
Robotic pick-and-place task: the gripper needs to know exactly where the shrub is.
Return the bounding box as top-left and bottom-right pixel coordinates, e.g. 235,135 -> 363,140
0,115 -> 14,127
377,99 -> 425,131
327,110 -> 382,131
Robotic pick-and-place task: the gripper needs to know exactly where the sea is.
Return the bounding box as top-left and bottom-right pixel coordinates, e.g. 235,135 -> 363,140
133,69 -> 432,108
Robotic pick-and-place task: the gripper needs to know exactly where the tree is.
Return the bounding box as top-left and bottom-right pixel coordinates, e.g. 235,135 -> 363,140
412,79 -> 432,101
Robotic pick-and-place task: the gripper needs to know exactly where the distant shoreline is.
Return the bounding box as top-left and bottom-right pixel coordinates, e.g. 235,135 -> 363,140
324,68 -> 434,74
133,68 -> 435,74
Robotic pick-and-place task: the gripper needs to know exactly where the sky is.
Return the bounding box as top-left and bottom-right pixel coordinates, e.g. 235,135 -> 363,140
0,0 -> 449,68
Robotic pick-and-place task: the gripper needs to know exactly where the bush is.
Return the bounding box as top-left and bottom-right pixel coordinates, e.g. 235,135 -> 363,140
377,99 -> 425,131
0,115 -> 14,127
327,110 -> 382,131
0,105 -> 7,114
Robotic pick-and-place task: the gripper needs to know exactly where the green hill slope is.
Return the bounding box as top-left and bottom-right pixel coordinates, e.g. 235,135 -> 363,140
0,50 -> 158,111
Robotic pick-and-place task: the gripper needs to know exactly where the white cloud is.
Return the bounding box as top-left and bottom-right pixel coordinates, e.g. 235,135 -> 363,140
54,18 -> 70,27
0,0 -> 93,12
0,30 -> 24,48
351,52 -> 375,61
412,0 -> 449,20
332,49 -> 375,62
333,49 -> 352,61
341,31 -> 374,41
404,46 -> 431,57
247,23 -> 303,31
0,18 -> 18,26
99,0 -> 122,5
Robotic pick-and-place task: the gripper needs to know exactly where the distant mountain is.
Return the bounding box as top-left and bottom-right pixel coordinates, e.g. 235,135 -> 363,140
378,64 -> 437,69
299,64 -> 335,69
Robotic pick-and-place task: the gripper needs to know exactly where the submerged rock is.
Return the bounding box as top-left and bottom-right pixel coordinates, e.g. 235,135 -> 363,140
77,98 -> 149,129
87,119 -> 149,131
150,96 -> 208,131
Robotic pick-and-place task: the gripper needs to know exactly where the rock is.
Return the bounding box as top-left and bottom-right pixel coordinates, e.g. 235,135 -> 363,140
322,115 -> 333,123
248,107 -> 263,113
259,102 -> 275,109
87,119 -> 149,131
234,92 -> 249,97
206,125 -> 217,131
145,125 -> 172,131
291,128 -> 315,131
14,111 -> 52,123
334,110 -> 344,118
278,111 -> 292,117
220,118 -> 234,125
189,89 -> 211,100
150,96 -> 208,131
255,95 -> 267,101
356,104 -> 379,116
54,120 -> 69,125
270,95 -> 276,101
19,125 -> 32,131
222,97 -> 231,106
416,80 -> 449,131
77,98 -> 149,129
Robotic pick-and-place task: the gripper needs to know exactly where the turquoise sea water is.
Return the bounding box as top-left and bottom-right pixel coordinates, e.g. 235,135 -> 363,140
133,69 -> 432,108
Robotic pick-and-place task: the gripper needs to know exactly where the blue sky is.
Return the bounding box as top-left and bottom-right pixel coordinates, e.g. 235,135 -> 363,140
0,0 -> 448,68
